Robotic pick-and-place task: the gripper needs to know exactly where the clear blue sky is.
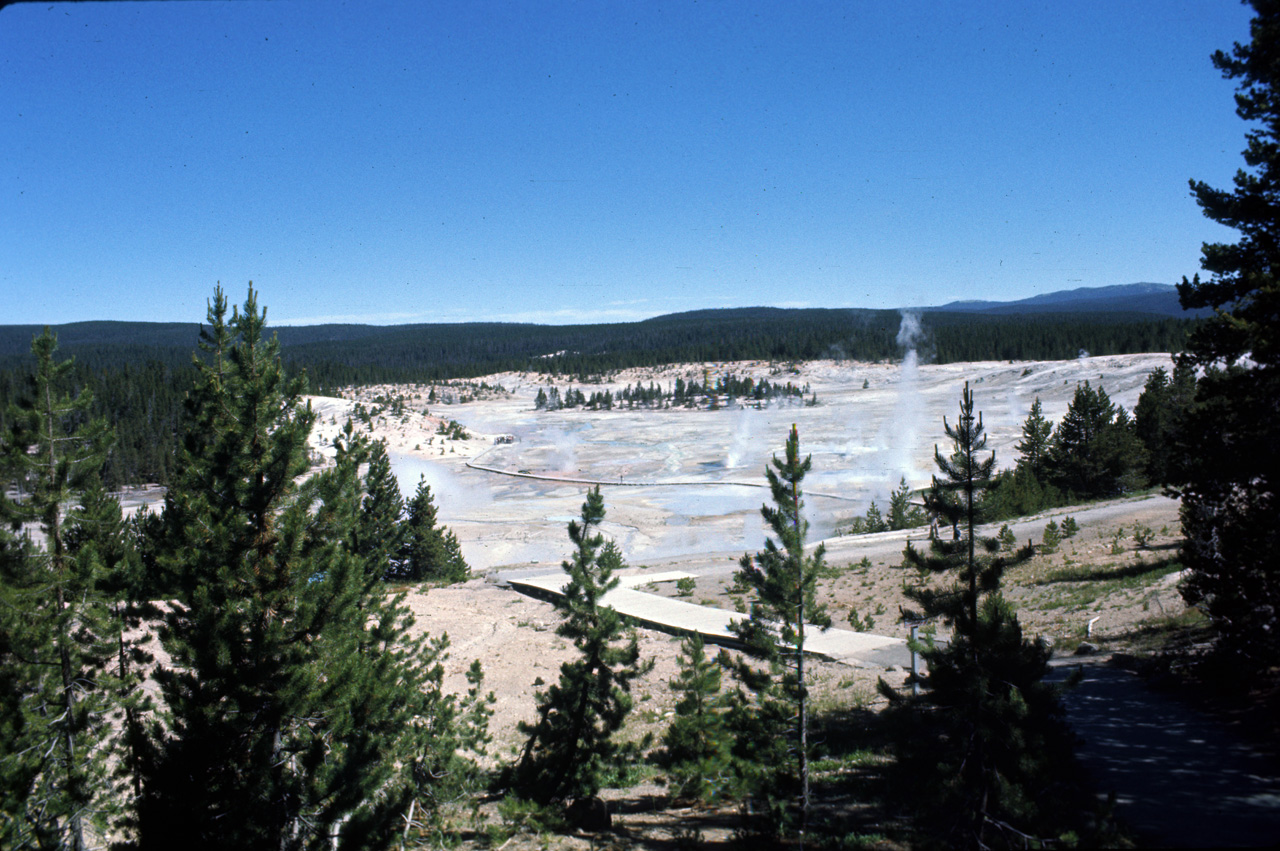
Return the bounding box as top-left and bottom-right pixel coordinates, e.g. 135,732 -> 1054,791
0,0 -> 1257,326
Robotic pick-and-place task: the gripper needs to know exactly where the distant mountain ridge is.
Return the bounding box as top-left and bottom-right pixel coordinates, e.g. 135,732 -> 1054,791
0,284 -> 1202,376
0,284 -> 1198,359
920,282 -> 1208,317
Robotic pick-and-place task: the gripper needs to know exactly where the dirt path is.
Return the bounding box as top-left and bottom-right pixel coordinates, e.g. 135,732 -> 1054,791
1051,659 -> 1280,847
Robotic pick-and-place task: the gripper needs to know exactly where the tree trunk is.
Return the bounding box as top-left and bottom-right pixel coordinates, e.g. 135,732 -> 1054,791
792,471 -> 809,847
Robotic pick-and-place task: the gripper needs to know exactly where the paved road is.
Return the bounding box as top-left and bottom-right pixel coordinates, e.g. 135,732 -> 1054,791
1051,660 -> 1280,847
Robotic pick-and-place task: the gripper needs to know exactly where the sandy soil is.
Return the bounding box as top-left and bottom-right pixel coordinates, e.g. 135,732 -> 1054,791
395,498 -> 1184,755
386,495 -> 1188,848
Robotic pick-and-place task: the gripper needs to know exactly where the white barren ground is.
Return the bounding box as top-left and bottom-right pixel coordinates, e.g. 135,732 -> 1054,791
308,354 -> 1186,749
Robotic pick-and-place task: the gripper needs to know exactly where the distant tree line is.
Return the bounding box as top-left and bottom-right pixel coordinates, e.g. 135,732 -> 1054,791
925,311 -> 1194,363
0,308 -> 1198,488
535,374 -> 810,411
0,355 -> 191,488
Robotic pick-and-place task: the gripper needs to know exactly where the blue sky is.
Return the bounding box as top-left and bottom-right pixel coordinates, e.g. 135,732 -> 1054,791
0,0 -> 1257,326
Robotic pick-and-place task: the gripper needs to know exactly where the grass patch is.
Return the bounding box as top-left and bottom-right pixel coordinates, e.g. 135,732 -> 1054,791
1031,559 -> 1180,614
811,750 -> 885,773
1038,586 -> 1103,611
1039,557 -> 1183,586
1114,608 -> 1209,654
812,685 -> 877,716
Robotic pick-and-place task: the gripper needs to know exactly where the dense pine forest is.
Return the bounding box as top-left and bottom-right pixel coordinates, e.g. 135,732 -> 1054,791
0,307 -> 1197,487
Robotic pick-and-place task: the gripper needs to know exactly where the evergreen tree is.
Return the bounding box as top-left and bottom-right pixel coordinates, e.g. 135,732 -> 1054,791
1015,397 -> 1053,479
862,500 -> 888,533
139,286 -> 435,849
996,523 -> 1018,552
0,529 -> 36,838
1047,382 -> 1145,499
354,437 -> 405,580
1097,405 -> 1148,495
1177,0 -> 1280,671
656,633 -> 732,803
0,329 -> 120,850
1047,382 -> 1114,496
1041,519 -> 1062,553
728,425 -> 831,839
901,383 -> 1004,631
888,476 -> 925,530
512,486 -> 651,806
1133,362 -> 1197,486
404,652 -> 495,837
400,477 -> 469,583
64,478 -> 156,842
983,462 -> 1064,521
888,383 -> 1076,847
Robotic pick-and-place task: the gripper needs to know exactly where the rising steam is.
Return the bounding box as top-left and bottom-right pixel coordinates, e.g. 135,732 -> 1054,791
886,311 -> 926,488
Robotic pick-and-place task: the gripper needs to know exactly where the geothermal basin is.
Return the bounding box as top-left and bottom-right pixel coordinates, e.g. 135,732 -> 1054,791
315,354 -> 1174,573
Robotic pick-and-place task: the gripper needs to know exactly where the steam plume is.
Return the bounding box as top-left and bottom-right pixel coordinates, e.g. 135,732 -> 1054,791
887,311 -> 925,487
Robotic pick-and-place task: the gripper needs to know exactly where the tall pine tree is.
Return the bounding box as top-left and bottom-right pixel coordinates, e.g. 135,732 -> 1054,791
0,528 -> 37,840
0,329 -> 122,850
728,424 -> 831,840
1015,397 -> 1053,480
353,437 -> 405,581
1133,363 -> 1198,486
400,477 -> 469,583
887,383 -> 1076,847
1177,0 -> 1280,671
63,477 -> 156,843
1047,382 -> 1146,499
512,486 -> 650,809
139,286 -> 438,850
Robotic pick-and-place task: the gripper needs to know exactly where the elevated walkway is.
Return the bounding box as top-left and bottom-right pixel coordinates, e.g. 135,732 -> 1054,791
506,570 -> 910,669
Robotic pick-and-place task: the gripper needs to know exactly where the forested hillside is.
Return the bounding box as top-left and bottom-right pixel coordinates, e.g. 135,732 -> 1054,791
930,281 -> 1212,317
0,307 -> 1198,486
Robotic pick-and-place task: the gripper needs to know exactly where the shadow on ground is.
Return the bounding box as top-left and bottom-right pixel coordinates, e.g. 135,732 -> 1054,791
1052,659 -> 1280,847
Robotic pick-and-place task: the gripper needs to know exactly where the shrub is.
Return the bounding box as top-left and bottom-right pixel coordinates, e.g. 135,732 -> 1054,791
1041,519 -> 1062,553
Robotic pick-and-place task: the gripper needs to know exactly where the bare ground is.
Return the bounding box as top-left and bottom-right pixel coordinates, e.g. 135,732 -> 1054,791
396,494 -> 1189,848
318,355 -> 1213,847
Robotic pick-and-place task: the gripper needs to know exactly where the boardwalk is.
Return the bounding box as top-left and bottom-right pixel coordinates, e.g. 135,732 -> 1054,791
506,569 -> 911,669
